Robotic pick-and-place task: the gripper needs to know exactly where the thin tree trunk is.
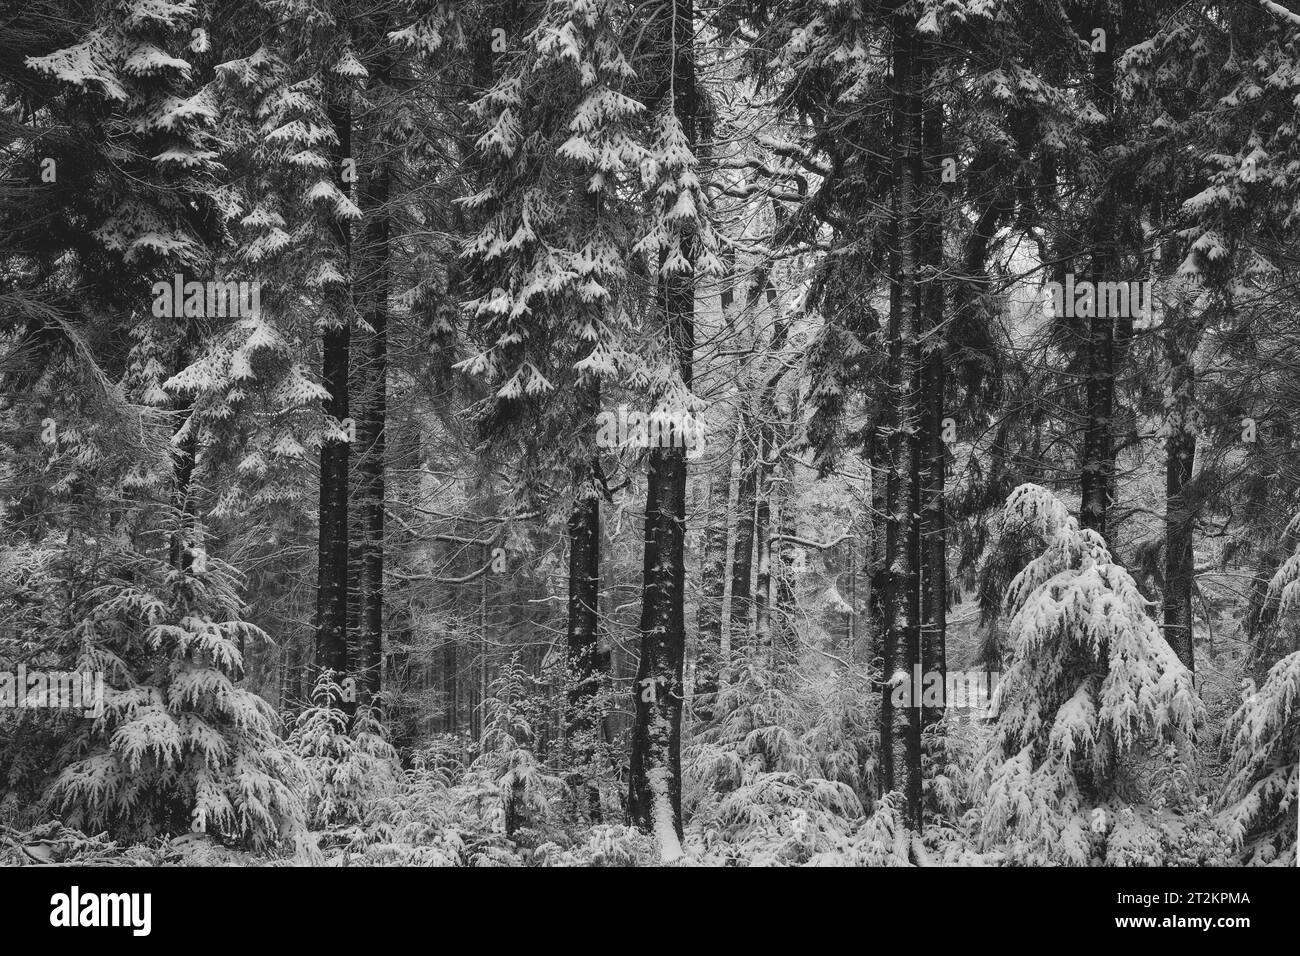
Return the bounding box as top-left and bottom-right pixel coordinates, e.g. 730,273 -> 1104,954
443,639 -> 457,733
889,7 -> 924,830
919,35 -> 947,731
478,541 -> 488,743
751,273 -> 788,659
876,206 -> 902,801
753,425 -> 772,654
1162,239 -> 1197,673
718,423 -> 742,667
729,415 -> 756,651
357,114 -> 390,702
1163,414 -> 1196,671
727,274 -> 777,654
695,470 -> 727,717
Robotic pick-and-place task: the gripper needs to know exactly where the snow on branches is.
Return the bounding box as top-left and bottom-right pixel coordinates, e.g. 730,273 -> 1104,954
976,483 -> 1203,863
1217,517 -> 1300,865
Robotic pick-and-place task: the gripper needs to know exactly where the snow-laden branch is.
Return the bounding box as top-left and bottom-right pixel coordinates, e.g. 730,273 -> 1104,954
771,531 -> 853,550
1259,0 -> 1300,29
388,559 -> 494,585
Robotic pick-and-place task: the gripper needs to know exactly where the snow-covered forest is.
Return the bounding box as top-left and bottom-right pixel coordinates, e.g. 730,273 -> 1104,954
0,0 -> 1297,869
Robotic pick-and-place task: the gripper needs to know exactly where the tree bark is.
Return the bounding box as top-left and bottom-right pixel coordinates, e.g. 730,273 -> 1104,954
566,462 -> 603,736
628,0 -> 697,852
889,6 -> 924,830
695,470 -> 727,717
695,253 -> 736,706
1161,241 -> 1197,673
357,111 -> 390,702
918,30 -> 947,732
729,414 -> 757,651
315,89 -> 352,689
1078,15 -> 1120,542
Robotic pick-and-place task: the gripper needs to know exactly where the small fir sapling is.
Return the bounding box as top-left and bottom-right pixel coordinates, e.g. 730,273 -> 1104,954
43,543 -> 308,850
975,484 -> 1203,864
288,671 -> 403,833
462,654 -> 560,839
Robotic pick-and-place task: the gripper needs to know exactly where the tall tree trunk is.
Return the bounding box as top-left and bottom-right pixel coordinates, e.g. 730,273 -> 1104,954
1162,237 -> 1197,673
1078,15 -> 1120,541
695,252 -> 736,707
876,198 -> 903,801
751,271 -> 788,659
628,0 -> 697,855
315,89 -> 352,688
888,7 -> 924,830
753,425 -> 772,654
918,33 -> 947,732
726,274 -> 776,654
357,106 -> 390,702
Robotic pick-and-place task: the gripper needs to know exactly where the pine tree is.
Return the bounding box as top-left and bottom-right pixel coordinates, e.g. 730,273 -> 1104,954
977,483 -> 1202,863
626,0 -> 724,859
44,545 -> 309,848
458,0 -> 648,789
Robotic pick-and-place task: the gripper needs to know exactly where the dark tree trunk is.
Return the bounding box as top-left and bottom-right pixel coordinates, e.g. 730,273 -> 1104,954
1163,418 -> 1196,671
869,430 -> 895,796
1162,278 -> 1197,673
315,90 -> 352,688
1079,314 -> 1116,540
877,197 -> 903,801
918,36 -> 947,732
628,0 -> 696,852
566,463 -> 603,736
1078,16 -> 1120,542
567,462 -> 605,819
629,445 -> 689,843
357,138 -> 390,702
888,7 -> 924,830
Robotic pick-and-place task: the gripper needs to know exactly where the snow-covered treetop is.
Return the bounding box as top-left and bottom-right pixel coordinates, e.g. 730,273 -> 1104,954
992,483 -> 1202,771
